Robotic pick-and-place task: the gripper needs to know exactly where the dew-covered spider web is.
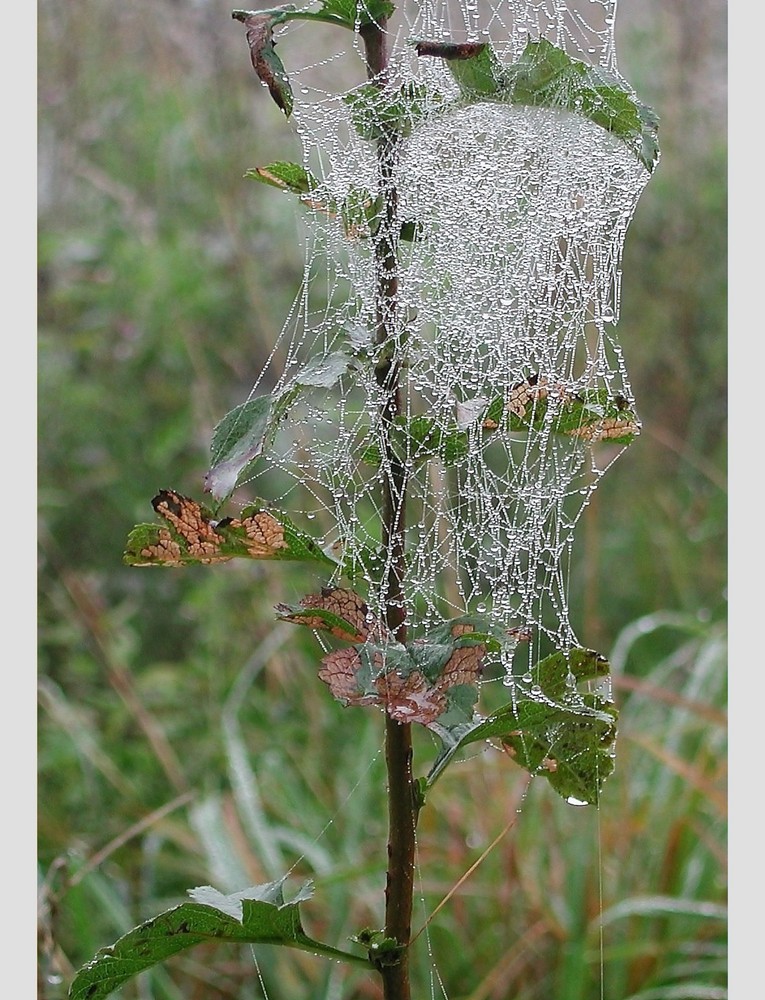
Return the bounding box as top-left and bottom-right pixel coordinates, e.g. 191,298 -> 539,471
223,0 -> 657,667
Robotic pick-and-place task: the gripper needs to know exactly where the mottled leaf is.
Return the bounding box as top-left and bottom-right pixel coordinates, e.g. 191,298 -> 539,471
554,389 -> 640,443
275,587 -> 376,642
308,615 -> 519,729
318,646 -> 375,705
124,491 -> 337,568
375,668 -> 449,725
478,376 -> 639,445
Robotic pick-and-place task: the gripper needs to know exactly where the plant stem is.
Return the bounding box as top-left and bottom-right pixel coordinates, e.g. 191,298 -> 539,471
360,16 -> 416,1000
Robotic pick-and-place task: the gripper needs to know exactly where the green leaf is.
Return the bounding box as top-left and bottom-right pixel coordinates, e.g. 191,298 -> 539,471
415,36 -> 659,172
344,82 -> 435,141
425,648 -> 618,806
502,38 -> 659,172
245,160 -> 319,195
245,163 -> 385,241
361,415 -> 469,468
205,351 -> 357,500
123,490 -> 338,568
313,0 -> 395,29
292,350 -> 358,388
205,394 -> 280,501
233,2 -> 394,32
68,879 -> 370,1000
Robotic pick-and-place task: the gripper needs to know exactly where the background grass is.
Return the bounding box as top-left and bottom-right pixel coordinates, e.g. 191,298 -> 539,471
37,1 -> 727,998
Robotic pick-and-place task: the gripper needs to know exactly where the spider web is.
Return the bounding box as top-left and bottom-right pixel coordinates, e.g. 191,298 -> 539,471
233,0 -> 655,665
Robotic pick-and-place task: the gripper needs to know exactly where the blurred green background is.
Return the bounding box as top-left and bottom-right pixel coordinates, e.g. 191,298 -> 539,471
37,1 -> 727,998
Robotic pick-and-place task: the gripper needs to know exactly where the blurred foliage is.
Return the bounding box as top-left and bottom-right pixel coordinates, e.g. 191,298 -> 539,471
38,1 -> 726,998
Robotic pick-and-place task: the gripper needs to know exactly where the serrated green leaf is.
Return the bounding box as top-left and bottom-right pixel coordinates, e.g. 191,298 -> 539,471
425,647 -> 617,805
502,38 -> 659,172
532,646 -> 611,698
68,879 -> 369,1000
416,36 -> 659,172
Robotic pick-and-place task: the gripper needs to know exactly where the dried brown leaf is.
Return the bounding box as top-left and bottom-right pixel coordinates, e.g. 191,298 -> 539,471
296,587 -> 377,642
241,14 -> 293,116
375,670 -> 447,726
318,647 -> 378,706
567,414 -> 640,441
436,643 -> 486,691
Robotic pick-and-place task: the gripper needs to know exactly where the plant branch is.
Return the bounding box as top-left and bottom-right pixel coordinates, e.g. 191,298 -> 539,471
361,14 -> 417,1000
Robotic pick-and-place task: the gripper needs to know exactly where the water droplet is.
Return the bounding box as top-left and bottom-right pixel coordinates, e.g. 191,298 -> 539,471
565,796 -> 589,807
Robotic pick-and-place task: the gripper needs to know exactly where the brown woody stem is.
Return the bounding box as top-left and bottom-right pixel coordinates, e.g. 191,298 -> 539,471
360,16 -> 416,1000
